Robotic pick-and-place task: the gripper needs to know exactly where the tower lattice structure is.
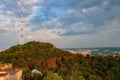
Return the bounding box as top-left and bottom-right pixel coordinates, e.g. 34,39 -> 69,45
20,10 -> 24,44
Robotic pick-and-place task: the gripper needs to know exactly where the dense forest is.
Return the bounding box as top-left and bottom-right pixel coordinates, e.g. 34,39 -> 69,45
0,41 -> 120,80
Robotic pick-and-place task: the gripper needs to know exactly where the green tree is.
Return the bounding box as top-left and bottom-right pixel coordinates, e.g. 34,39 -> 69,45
43,71 -> 63,80
67,70 -> 86,80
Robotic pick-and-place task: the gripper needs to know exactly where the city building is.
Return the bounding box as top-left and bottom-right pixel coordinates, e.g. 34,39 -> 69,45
66,50 -> 78,54
0,63 -> 22,80
66,49 -> 91,56
78,49 -> 92,56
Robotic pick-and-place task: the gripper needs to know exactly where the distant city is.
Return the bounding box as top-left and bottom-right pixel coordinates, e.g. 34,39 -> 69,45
64,47 -> 120,56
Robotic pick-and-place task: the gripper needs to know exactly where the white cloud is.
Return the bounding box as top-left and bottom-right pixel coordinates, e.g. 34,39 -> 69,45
23,17 -> 65,40
67,9 -> 76,14
32,29 -> 64,40
0,7 -> 31,34
43,18 -> 61,27
0,11 -> 18,32
67,9 -> 82,17
21,0 -> 43,5
82,7 -> 99,13
26,35 -> 33,39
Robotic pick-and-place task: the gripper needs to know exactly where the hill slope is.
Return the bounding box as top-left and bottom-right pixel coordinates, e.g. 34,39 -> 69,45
0,41 -> 72,71
0,41 -> 120,80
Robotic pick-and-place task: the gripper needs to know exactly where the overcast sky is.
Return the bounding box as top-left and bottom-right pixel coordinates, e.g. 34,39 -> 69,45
0,0 -> 120,49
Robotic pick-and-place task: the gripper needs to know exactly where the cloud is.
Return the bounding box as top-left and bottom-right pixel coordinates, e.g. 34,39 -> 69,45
98,20 -> 120,36
0,0 -> 120,49
82,7 -> 99,13
80,0 -> 103,8
30,18 -> 62,31
62,22 -> 94,35
26,35 -> 33,39
21,0 -> 42,5
32,29 -> 64,40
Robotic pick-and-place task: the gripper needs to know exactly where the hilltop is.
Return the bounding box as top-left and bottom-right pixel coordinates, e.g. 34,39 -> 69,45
0,41 -> 72,69
0,41 -> 120,80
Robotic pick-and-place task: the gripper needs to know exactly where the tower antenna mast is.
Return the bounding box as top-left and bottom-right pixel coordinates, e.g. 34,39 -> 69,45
20,7 -> 24,44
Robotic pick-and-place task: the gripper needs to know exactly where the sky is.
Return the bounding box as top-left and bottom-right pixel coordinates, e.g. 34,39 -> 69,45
0,0 -> 120,49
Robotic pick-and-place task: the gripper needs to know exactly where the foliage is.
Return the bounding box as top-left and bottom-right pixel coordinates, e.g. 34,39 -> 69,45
0,41 -> 120,80
43,71 -> 63,80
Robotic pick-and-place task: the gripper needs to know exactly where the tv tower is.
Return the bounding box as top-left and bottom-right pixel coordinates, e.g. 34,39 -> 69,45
20,8 -> 24,44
